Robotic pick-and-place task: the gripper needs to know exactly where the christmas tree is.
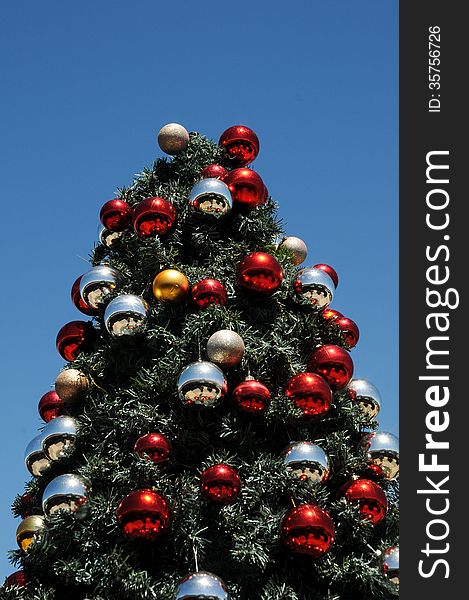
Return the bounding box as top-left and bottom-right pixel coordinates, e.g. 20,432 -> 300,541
2,123 -> 399,600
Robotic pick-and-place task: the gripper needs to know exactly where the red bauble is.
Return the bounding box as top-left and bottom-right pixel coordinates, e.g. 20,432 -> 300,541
313,264 -> 339,288
191,278 -> 227,309
224,168 -> 265,211
285,373 -> 332,418
71,276 -> 98,316
38,391 -> 65,422
237,252 -> 283,295
132,197 -> 177,238
233,377 -> 271,415
335,317 -> 360,349
117,489 -> 171,541
341,478 -> 388,525
5,570 -> 28,588
99,198 -> 133,232
219,125 -> 259,166
200,464 -> 241,504
322,308 -> 343,322
281,504 -> 335,558
307,345 -> 354,391
201,164 -> 228,179
134,433 -> 172,464
18,492 -> 41,519
56,321 -> 96,362
368,463 -> 386,479
262,183 -> 268,205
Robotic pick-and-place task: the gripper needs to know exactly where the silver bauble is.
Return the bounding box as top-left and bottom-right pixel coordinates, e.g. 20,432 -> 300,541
344,378 -> 381,419
294,267 -> 334,308
24,434 -> 51,477
42,473 -> 89,516
278,236 -> 308,266
80,265 -> 123,309
175,571 -> 228,600
189,178 -> 232,218
382,546 -> 399,585
282,441 -> 330,483
157,122 -> 189,155
177,360 -> 227,407
104,294 -> 149,336
99,225 -> 123,248
41,416 -> 78,461
360,431 -> 399,480
206,330 -> 245,368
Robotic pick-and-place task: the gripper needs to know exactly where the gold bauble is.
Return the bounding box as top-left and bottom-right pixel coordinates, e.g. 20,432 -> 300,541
206,330 -> 245,368
152,269 -> 190,304
278,236 -> 308,266
55,369 -> 89,404
16,515 -> 45,552
157,123 -> 189,155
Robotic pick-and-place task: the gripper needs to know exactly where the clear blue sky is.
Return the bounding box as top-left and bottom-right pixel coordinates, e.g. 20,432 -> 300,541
0,1 -> 398,580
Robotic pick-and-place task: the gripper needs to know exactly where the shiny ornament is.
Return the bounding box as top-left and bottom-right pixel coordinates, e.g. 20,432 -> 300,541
281,504 -> 335,558
5,571 -> 28,589
41,416 -> 78,461
18,492 -> 41,519
335,316 -> 360,349
134,433 -> 172,464
133,197 -> 177,238
99,225 -> 123,248
104,294 -> 149,336
152,269 -> 190,304
71,276 -> 98,316
282,441 -> 329,483
56,320 -> 96,361
200,464 -> 241,504
177,360 -> 227,407
360,431 -> 399,480
38,391 -> 64,422
278,236 -> 308,266
224,168 -> 265,211
117,488 -> 171,541
294,267 -> 334,309
42,473 -> 89,516
175,571 -> 228,600
237,252 -> 283,295
233,376 -> 271,415
344,379 -> 381,419
80,265 -> 123,309
16,515 -> 45,552
206,330 -> 244,368
219,124 -> 259,166
382,546 -> 399,585
189,178 -> 232,217
99,198 -> 133,232
322,308 -> 343,322
285,373 -> 332,418
157,122 -> 189,155
201,163 -> 228,179
262,183 -> 269,205
24,434 -> 51,477
307,344 -> 354,391
191,278 -> 227,309
341,478 -> 388,525
313,263 -> 339,288
54,369 -> 89,404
